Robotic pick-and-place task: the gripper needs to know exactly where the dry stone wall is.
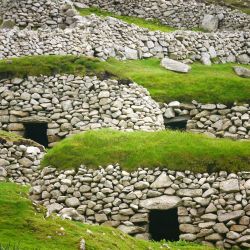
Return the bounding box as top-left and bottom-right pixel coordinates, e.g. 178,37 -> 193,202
0,75 -> 249,142
162,101 -> 250,140
0,16 -> 249,63
0,0 -> 78,28
30,164 -> 250,249
79,0 -> 250,31
0,75 -> 164,146
0,141 -> 44,184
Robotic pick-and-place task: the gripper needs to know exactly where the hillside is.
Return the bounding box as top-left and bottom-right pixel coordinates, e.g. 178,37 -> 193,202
0,0 -> 249,249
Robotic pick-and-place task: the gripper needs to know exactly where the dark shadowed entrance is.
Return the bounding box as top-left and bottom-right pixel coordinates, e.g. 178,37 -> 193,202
24,123 -> 48,147
149,208 -> 180,241
164,116 -> 189,131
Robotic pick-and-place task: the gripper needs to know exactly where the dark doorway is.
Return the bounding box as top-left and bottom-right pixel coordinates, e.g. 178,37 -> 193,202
164,116 -> 189,131
24,123 -> 48,147
149,209 -> 180,241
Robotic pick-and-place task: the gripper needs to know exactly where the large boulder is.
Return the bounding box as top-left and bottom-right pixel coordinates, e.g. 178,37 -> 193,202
161,58 -> 191,73
200,14 -> 219,32
140,195 -> 181,210
233,66 -> 250,78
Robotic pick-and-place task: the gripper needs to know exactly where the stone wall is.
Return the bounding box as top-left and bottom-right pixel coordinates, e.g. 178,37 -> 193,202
30,164 -> 250,249
162,101 -> 250,140
0,75 -> 164,146
79,0 -> 250,31
0,75 -> 249,143
0,140 -> 44,184
0,0 -> 78,28
0,15 -> 249,63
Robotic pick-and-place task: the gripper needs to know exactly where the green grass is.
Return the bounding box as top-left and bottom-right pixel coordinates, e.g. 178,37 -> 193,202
0,182 -> 215,250
102,58 -> 250,104
0,130 -> 24,143
1,55 -> 250,104
78,7 -> 177,32
42,129 -> 250,173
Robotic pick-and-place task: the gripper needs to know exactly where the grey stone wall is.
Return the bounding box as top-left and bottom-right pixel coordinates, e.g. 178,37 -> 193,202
30,164 -> 250,249
0,75 -> 164,146
78,0 -> 250,31
0,141 -> 44,184
0,0 -> 78,28
0,75 -> 249,143
0,15 -> 249,63
162,101 -> 250,140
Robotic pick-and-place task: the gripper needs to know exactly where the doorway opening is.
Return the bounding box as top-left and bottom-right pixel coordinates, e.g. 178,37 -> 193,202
24,123 -> 48,147
164,116 -> 189,131
149,208 -> 180,241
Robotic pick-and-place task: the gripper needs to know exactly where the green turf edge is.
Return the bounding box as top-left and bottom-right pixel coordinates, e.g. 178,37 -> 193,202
41,129 -> 250,173
0,55 -> 250,104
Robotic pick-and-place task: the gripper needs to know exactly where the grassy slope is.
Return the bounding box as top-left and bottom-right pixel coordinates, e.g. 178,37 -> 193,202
1,55 -> 250,104
0,182 -> 215,250
78,7 -> 177,32
42,129 -> 250,173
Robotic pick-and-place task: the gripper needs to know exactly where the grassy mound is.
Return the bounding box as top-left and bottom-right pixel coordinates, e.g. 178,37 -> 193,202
0,182 -> 215,250
42,129 -> 250,173
0,56 -> 249,104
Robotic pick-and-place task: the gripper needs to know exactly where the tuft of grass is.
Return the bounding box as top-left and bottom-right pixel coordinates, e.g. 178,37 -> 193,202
0,182 -> 215,250
42,129 -> 250,173
0,130 -> 24,143
0,55 -> 250,104
77,7 -> 177,32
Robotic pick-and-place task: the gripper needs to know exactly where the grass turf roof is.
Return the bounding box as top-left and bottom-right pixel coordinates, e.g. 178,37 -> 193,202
0,55 -> 250,104
42,129 -> 250,173
0,182 -> 215,250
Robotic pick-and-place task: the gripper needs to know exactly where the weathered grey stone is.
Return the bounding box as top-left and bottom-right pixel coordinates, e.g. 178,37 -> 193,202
65,197 -> 80,207
218,210 -> 245,222
201,14 -> 219,32
220,179 -> 240,193
176,189 -> 202,197
118,225 -> 144,235
161,58 -> 191,73
213,223 -> 229,234
140,195 -> 181,210
150,172 -> 172,189
233,66 -> 250,78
